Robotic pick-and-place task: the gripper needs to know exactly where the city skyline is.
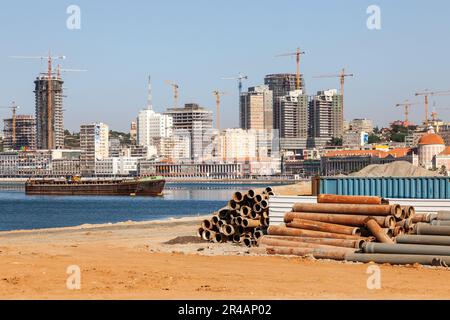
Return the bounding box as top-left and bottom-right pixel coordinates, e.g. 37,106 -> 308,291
1,0 -> 450,132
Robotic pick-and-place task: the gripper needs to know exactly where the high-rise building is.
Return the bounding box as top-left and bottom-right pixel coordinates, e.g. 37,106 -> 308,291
239,85 -> 273,130
137,109 -> 173,147
164,103 -> 213,160
80,123 -> 109,175
3,115 -> 36,150
130,121 -> 137,143
278,90 -> 309,151
34,74 -> 64,149
264,74 -> 304,130
309,89 -> 343,143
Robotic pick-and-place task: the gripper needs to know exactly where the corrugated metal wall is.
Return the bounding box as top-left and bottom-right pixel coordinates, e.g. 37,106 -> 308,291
269,196 -> 450,226
318,177 -> 450,199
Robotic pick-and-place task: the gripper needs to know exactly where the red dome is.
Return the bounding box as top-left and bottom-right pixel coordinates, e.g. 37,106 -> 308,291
418,133 -> 445,145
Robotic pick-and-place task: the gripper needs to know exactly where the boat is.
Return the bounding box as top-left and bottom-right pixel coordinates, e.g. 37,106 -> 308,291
25,176 -> 166,196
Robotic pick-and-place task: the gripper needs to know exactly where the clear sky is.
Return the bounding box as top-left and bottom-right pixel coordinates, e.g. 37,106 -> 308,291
0,0 -> 450,132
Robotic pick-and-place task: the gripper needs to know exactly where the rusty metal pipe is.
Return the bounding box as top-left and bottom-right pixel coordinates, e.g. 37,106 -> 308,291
365,218 -> 394,244
393,226 -> 405,237
437,211 -> 450,221
284,211 -> 395,228
414,223 -> 450,236
363,242 -> 450,256
262,235 -> 366,249
317,194 -> 386,205
260,200 -> 269,210
265,246 -> 354,260
201,219 -> 213,230
396,234 -> 450,246
253,203 -> 262,214
254,194 -> 263,204
243,237 -> 256,247
412,213 -> 436,223
431,220 -> 450,226
242,218 -> 261,228
403,206 -> 415,219
267,225 -> 366,240
221,224 -> 235,236
218,207 -> 231,220
345,252 -> 450,266
211,215 -> 220,225
292,203 -> 402,219
232,191 -> 244,203
239,206 -> 252,217
228,199 -> 240,210
197,227 -> 204,238
212,233 -> 226,243
288,218 -> 361,236
232,234 -> 241,243
265,186 -> 274,194
246,189 -> 256,199
258,237 -> 357,251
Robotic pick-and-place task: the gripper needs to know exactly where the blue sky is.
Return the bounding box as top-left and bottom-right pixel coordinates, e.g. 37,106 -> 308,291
0,0 -> 450,132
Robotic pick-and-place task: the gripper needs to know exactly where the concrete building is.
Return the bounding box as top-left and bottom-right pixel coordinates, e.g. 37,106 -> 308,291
343,131 -> 369,149
417,130 -> 446,169
349,118 -> 374,133
164,103 -> 213,161
279,90 -> 309,151
153,135 -> 191,161
264,74 -> 304,131
108,137 -> 121,157
80,123 -> 109,175
321,148 -> 413,176
137,109 -> 173,147
309,89 -> 344,145
434,146 -> 450,174
0,152 -> 18,176
34,74 -> 64,149
95,157 -> 139,176
130,121 -> 137,143
2,115 -> 36,150
239,85 -> 273,130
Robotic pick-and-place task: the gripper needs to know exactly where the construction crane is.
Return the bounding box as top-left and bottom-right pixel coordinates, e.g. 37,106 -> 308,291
221,73 -> 248,97
415,90 -> 450,127
11,51 -> 66,149
212,90 -> 228,158
55,64 -> 87,78
395,100 -> 420,127
275,47 -> 305,90
313,68 -> 354,116
165,81 -> 179,108
0,102 -> 19,147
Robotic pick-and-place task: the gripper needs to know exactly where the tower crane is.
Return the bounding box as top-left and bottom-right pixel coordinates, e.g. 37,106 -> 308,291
11,51 -> 66,149
0,102 -> 19,147
165,81 -> 179,108
395,100 -> 420,127
275,47 -> 306,90
313,68 -> 354,117
212,90 -> 228,158
415,90 -> 450,127
221,73 -> 248,97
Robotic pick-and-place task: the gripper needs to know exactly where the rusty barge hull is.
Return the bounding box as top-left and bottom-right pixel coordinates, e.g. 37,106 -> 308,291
25,179 -> 165,196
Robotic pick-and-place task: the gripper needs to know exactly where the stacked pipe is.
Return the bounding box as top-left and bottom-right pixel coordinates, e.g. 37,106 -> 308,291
197,187 -> 274,246
259,194 -> 450,266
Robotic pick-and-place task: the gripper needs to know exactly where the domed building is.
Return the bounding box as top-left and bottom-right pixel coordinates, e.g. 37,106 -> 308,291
417,128 -> 446,169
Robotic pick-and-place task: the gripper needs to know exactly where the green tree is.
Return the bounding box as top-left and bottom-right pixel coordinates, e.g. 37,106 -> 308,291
368,133 -> 381,144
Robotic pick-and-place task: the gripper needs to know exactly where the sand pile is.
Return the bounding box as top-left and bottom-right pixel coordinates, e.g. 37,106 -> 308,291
350,161 -> 440,177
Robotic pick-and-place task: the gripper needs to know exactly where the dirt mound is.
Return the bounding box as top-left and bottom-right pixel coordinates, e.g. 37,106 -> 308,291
350,161 -> 440,177
164,236 -> 205,245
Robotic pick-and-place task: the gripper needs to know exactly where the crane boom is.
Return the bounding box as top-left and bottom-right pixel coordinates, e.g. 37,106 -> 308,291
275,47 -> 305,90
415,89 -> 450,126
212,90 -> 228,159
165,81 -> 179,108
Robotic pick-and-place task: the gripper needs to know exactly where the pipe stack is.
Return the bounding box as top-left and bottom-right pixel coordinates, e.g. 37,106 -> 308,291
260,194 -> 450,266
197,187 -> 274,246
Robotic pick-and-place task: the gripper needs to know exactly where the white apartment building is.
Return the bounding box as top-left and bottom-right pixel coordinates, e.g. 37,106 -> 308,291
137,109 -> 173,147
80,122 -> 109,175
95,157 -> 139,176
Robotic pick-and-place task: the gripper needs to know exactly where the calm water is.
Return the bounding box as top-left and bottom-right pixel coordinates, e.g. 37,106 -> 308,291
0,182 -> 283,231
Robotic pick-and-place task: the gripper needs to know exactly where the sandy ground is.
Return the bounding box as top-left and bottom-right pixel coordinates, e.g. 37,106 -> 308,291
1,214 -> 450,300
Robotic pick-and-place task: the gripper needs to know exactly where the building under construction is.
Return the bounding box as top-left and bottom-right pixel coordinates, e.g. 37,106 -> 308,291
2,115 -> 36,150
34,73 -> 64,149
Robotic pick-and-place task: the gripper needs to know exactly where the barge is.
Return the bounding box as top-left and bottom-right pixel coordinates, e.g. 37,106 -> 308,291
25,176 -> 165,196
